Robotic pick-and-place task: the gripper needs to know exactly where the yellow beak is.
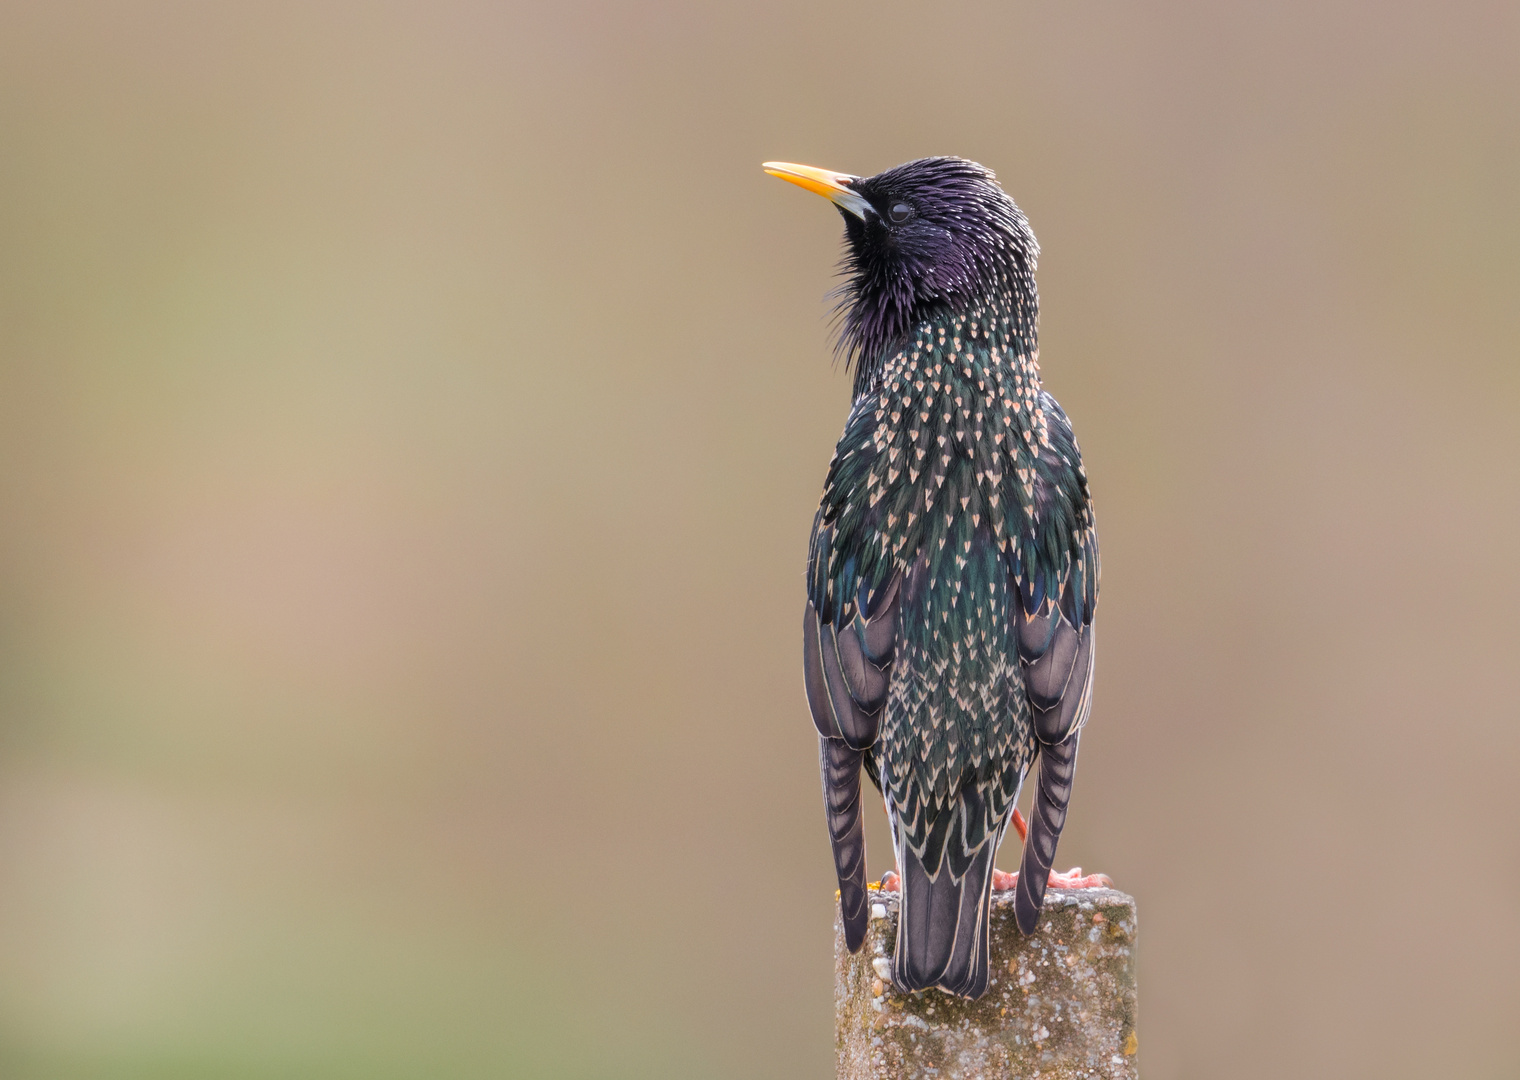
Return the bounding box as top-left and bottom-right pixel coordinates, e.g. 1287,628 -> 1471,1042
763,161 -> 874,220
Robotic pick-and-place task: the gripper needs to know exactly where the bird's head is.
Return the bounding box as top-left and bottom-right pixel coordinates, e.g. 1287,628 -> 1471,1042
764,156 -> 1039,381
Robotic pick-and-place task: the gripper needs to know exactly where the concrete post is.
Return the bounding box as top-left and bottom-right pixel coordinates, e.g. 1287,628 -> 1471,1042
835,886 -> 1138,1079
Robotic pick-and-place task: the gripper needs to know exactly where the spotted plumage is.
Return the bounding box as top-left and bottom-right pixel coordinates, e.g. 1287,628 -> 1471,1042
771,157 -> 1099,999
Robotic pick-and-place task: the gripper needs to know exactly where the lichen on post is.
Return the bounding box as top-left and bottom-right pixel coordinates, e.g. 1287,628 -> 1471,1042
835,886 -> 1139,1079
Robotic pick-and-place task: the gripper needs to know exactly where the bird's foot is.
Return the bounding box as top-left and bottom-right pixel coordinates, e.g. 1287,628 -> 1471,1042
990,867 -> 1113,891
1047,867 -> 1113,889
879,865 -> 1111,893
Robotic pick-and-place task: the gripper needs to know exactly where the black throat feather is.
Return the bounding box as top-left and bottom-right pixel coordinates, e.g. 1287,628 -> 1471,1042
830,157 -> 1042,395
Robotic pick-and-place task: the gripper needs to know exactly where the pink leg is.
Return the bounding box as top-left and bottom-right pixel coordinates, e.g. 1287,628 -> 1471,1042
991,809 -> 1029,890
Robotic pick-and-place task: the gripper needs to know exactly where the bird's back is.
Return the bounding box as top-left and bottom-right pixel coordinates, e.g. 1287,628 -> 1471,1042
806,298 -> 1097,996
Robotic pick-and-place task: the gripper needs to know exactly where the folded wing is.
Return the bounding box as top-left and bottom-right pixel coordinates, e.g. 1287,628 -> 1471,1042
804,573 -> 900,951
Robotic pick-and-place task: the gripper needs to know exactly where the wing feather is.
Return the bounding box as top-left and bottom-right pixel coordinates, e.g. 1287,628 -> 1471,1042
805,573 -> 901,954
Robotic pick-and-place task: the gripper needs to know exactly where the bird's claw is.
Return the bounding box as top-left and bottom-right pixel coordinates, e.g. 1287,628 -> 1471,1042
878,871 -> 900,893
989,867 -> 1113,892
1047,867 -> 1113,889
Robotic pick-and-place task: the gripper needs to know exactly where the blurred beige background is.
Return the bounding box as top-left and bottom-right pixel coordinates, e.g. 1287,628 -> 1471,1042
1,1 -> 1517,1077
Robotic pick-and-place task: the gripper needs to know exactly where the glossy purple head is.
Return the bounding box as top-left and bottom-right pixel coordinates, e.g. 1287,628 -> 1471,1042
765,156 -> 1040,382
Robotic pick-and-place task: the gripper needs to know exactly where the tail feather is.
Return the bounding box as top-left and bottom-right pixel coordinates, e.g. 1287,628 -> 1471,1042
893,837 -> 997,997
1014,732 -> 1080,935
820,736 -> 869,951
894,847 -> 960,989
940,842 -> 996,998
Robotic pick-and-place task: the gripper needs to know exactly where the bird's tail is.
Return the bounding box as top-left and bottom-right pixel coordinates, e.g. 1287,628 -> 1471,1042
891,834 -> 997,998
1014,732 -> 1080,935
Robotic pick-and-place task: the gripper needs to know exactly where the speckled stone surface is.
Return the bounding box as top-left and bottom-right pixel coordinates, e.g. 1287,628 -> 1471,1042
835,887 -> 1138,1079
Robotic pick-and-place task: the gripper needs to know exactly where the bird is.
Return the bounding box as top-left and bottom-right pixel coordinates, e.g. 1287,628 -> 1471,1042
765,157 -> 1106,999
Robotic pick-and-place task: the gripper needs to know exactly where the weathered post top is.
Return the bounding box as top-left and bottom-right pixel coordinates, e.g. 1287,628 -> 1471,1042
835,887 -> 1138,1079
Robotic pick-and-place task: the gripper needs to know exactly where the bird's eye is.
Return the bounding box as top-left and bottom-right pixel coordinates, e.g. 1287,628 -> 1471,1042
888,202 -> 912,224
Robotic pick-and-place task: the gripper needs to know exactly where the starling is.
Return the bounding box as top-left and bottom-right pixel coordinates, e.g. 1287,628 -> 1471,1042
766,158 -> 1105,999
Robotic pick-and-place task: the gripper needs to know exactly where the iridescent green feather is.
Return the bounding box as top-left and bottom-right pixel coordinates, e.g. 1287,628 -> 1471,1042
807,295 -> 1097,876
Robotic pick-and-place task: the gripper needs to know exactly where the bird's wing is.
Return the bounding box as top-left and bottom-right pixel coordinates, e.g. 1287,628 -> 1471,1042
804,516 -> 901,953
1010,393 -> 1099,934
1013,536 -> 1096,745
803,572 -> 899,751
